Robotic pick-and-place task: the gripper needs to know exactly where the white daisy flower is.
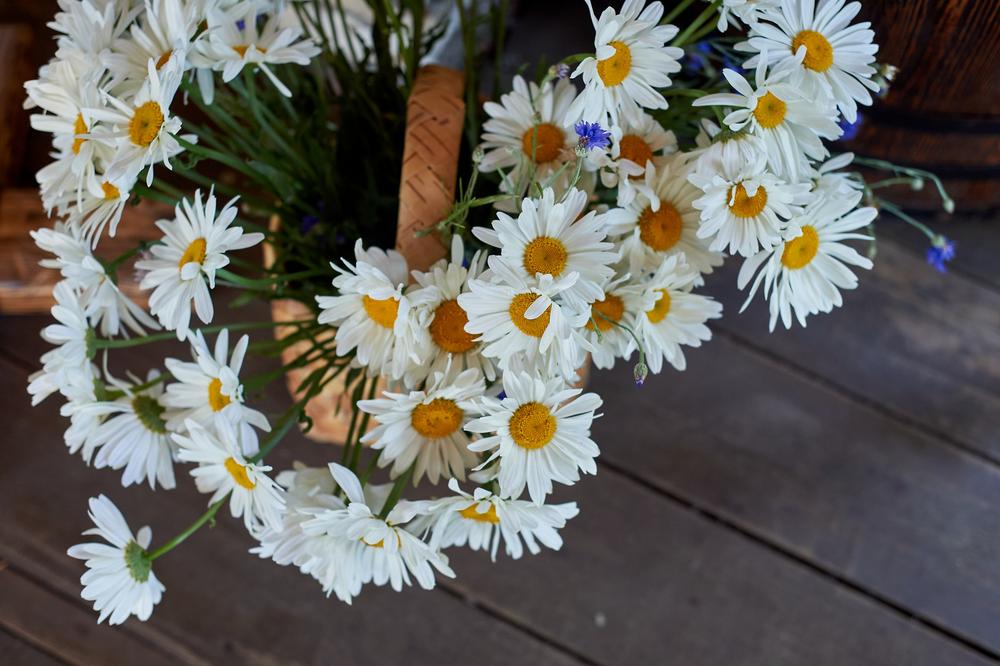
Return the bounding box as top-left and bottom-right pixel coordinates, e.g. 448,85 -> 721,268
88,56 -> 188,187
413,478 -> 580,561
717,0 -> 782,31
193,1 -> 320,99
316,240 -> 422,382
689,119 -> 769,180
472,187 -> 619,308
102,0 -> 201,93
50,169 -> 137,246
408,235 -> 495,386
608,152 -> 724,279
49,0 -> 130,61
458,257 -> 591,382
67,495 -> 165,625
477,75 -> 580,200
598,110 -> 676,209
301,464 -> 455,599
580,275 -> 638,370
358,365 -> 485,486
738,189 -> 875,330
173,416 -> 285,533
690,152 -> 811,257
82,371 -> 177,490
137,189 -> 263,340
163,328 -> 271,455
57,366 -> 107,461
36,281 -> 93,382
625,255 -> 722,373
811,152 -> 862,198
566,0 -> 683,127
737,0 -> 879,123
32,223 -> 157,337
465,371 -> 602,504
693,60 -> 842,181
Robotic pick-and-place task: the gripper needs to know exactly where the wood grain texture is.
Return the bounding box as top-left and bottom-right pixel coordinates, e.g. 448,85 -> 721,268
0,24 -> 32,189
0,628 -> 64,666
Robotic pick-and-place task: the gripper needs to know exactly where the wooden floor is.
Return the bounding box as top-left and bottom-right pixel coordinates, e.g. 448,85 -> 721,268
0,213 -> 998,665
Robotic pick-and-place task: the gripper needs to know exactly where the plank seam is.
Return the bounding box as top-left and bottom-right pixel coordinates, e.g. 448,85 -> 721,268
0,624 -> 75,666
598,459 -> 1000,663
878,231 -> 1000,296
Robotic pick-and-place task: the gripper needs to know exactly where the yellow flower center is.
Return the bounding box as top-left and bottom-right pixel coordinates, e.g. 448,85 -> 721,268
646,289 -> 671,324
753,91 -> 787,129
508,293 -> 551,338
728,183 -> 768,219
207,377 -> 232,412
522,236 -> 568,277
792,30 -> 834,72
178,237 -> 207,268
72,113 -> 87,155
155,49 -> 173,70
780,225 -> 820,270
638,203 -> 684,251
101,181 -> 120,200
587,294 -> 625,332
128,101 -> 165,147
459,503 -> 500,524
521,123 -> 565,164
362,295 -> 399,329
509,402 -> 556,450
224,457 -> 256,489
429,299 -> 476,353
597,40 -> 632,87
411,398 -> 464,439
618,134 -> 653,169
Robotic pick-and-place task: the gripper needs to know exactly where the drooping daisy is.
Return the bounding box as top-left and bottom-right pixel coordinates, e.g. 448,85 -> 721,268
82,371 -> 177,490
689,152 -> 811,257
102,0 -> 201,93
301,464 -> 455,599
316,240 -> 422,382
57,366 -> 106,461
88,57 -> 188,187
477,76 -> 579,200
67,495 -> 165,625
193,2 -> 320,99
608,152 -> 724,279
465,371 -> 602,505
737,0 -> 880,123
472,187 -> 620,308
598,110 -> 676,209
413,478 -> 580,561
408,235 -> 495,386
173,416 -> 285,533
37,281 -> 93,380
693,60 -> 842,181
566,0 -> 683,127
737,189 -> 875,330
137,189 -> 263,340
358,365 -> 485,486
717,0 -> 782,31
32,223 -> 157,336
163,328 -> 271,455
625,255 -> 723,373
458,257 -> 591,383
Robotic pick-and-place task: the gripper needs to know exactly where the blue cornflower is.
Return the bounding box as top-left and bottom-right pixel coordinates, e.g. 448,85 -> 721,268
554,63 -> 571,79
574,121 -> 611,152
838,113 -> 864,141
926,236 -> 955,273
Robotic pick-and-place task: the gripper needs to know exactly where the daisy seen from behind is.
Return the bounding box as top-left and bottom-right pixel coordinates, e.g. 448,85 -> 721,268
68,495 -> 165,625
163,328 -> 271,455
738,188 -> 875,330
173,416 -> 285,533
137,189 -> 263,340
566,0 -> 683,127
465,370 -> 602,505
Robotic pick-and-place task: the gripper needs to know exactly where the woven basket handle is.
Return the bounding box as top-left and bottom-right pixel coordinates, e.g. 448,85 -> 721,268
395,65 -> 466,272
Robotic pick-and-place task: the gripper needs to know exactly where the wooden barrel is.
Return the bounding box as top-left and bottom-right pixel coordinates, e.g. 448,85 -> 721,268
847,0 -> 1000,211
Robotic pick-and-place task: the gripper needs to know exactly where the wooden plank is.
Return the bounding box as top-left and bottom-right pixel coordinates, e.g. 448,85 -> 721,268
588,333 -> 1000,655
0,341 -> 583,666
0,24 -> 32,189
0,630 -> 64,666
0,564 -> 179,666
1,318 -> 994,665
702,237 -> 1000,463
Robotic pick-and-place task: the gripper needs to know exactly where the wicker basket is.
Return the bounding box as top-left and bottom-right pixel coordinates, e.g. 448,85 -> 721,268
265,65 -> 466,444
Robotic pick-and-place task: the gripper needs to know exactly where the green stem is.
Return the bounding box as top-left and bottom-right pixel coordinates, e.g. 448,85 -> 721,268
147,496 -> 227,561
671,0 -> 722,47
378,463 -> 415,519
876,199 -> 937,242
216,268 -> 330,290
662,0 -> 699,25
93,320 -> 314,349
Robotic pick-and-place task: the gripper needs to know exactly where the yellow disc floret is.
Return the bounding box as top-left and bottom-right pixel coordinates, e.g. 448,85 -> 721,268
638,203 -> 684,251
411,398 -> 464,438
509,402 -> 557,450
363,295 -> 399,329
780,225 -> 820,269
728,183 -> 768,219
597,40 -> 632,87
508,293 -> 551,338
521,123 -> 565,164
792,30 -> 834,72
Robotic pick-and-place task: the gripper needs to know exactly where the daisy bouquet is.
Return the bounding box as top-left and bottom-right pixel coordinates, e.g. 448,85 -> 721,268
25,0 -> 955,624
